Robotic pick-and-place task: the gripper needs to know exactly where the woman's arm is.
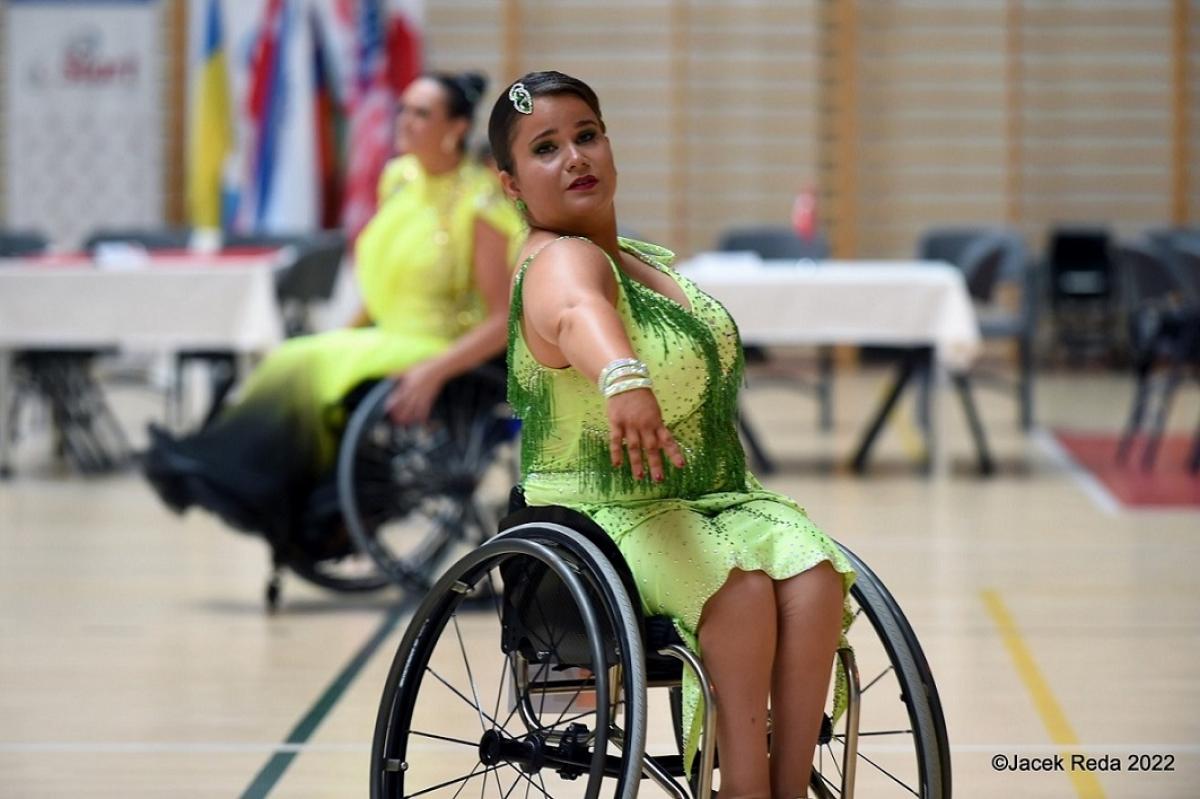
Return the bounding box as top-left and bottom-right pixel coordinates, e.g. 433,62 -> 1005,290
521,238 -> 685,482
387,218 -> 511,424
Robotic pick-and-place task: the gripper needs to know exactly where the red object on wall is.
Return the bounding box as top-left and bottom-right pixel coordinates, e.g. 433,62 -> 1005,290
791,184 -> 818,241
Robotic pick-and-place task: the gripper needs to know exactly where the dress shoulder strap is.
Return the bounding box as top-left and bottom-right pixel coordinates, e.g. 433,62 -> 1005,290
511,234 -> 626,305
513,234 -> 599,281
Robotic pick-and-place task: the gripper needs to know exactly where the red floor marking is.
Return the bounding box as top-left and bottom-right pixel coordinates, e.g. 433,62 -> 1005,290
1053,430 -> 1200,509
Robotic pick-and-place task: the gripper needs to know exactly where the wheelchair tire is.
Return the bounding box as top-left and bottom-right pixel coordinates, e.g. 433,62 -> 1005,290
371,531 -> 645,799
338,376 -> 509,592
833,542 -> 950,799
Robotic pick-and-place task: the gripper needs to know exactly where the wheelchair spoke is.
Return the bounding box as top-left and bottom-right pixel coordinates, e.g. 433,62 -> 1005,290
425,666 -> 505,731
549,706 -> 600,730
503,765 -> 552,799
484,761 -> 499,799
550,680 -> 589,729
409,730 -> 480,748
834,728 -> 913,738
853,749 -> 920,796
494,763 -> 523,799
453,616 -> 489,734
491,651 -> 507,735
824,741 -> 844,782
406,764 -> 498,799
815,766 -> 842,798
524,591 -> 571,725
499,658 -> 550,734
861,664 -> 894,695
448,762 -> 487,799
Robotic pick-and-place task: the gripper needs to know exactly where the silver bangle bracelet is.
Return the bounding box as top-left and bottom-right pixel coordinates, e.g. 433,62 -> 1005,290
603,376 -> 654,399
597,357 -> 645,392
602,364 -> 649,390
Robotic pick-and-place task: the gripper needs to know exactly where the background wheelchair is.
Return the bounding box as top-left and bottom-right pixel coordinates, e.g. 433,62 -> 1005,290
261,362 -> 516,610
369,497 -> 951,798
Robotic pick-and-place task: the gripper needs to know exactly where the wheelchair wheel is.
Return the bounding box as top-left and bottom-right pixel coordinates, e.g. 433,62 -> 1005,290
666,542 -> 950,798
287,551 -> 392,593
371,525 -> 646,799
279,482 -> 393,600
338,373 -> 513,592
824,542 -> 950,798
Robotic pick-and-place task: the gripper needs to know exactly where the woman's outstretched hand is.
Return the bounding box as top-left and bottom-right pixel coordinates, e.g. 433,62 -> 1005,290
607,388 -> 687,482
387,361 -> 449,426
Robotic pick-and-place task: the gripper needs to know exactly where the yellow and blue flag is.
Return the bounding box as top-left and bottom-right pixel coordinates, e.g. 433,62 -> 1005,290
187,0 -> 235,228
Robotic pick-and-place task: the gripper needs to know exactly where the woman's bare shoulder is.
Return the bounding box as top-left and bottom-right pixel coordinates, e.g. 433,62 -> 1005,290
514,234 -> 614,293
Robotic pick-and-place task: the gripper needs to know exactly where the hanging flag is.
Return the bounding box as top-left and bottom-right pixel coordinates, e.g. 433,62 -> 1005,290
187,0 -> 235,228
339,0 -> 397,239
386,5 -> 422,97
240,0 -> 290,231
311,8 -> 345,229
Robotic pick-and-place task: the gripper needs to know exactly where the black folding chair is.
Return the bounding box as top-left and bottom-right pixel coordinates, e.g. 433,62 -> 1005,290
1114,240 -> 1200,471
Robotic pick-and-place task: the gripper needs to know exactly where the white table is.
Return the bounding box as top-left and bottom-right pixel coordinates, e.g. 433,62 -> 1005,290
676,254 -> 988,474
0,251 -> 287,475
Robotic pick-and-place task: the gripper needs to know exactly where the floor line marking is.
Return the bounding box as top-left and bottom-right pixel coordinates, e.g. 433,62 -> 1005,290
983,588 -> 1107,799
239,598 -> 415,799
1032,428 -> 1120,517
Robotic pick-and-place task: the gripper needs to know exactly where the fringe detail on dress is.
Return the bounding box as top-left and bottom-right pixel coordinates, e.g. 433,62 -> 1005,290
509,237 -> 748,499
507,256 -> 556,467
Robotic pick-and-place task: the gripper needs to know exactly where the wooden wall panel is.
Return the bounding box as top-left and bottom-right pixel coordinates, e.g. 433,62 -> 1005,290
418,0 -> 1199,257
1019,0 -> 1174,243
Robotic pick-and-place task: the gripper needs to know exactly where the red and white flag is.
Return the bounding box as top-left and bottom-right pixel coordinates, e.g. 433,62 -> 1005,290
339,0 -> 422,240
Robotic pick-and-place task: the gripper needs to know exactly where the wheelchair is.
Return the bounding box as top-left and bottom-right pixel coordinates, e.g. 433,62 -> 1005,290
261,362 -> 516,610
369,497 -> 951,798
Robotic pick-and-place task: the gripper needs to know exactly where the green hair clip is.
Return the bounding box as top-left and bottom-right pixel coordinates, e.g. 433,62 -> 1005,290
508,82 -> 533,115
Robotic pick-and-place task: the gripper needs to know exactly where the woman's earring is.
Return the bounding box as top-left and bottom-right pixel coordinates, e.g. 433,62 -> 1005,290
514,199 -> 528,215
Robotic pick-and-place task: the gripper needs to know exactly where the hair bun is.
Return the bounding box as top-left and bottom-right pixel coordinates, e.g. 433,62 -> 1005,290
457,72 -> 488,109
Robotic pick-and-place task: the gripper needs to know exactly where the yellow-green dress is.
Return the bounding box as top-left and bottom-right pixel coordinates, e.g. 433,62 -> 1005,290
143,155 -> 525,539
507,236 -> 856,770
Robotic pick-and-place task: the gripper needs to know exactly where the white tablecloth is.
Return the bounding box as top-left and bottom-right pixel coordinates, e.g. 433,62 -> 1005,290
0,252 -> 288,474
677,255 -> 980,370
0,252 -> 286,352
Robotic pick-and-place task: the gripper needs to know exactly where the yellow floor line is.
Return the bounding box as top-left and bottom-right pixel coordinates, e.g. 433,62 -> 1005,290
981,589 -> 1107,799
896,401 -> 925,461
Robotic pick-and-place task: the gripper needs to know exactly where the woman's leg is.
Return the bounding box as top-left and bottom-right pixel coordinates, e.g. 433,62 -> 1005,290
696,568 -> 777,799
768,561 -> 845,798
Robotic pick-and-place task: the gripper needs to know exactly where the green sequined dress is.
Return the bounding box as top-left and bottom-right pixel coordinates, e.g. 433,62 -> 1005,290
507,236 -> 857,770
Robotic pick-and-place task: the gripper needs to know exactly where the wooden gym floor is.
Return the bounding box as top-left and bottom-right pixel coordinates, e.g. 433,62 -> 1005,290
1,369 -> 1197,798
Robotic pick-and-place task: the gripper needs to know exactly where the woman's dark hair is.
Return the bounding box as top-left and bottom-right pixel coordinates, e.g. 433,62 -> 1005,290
487,71 -> 604,174
429,71 -> 488,120
428,71 -> 488,151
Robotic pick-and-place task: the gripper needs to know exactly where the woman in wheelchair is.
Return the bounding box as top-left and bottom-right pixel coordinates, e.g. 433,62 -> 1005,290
489,72 -> 857,798
143,71 -> 526,544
